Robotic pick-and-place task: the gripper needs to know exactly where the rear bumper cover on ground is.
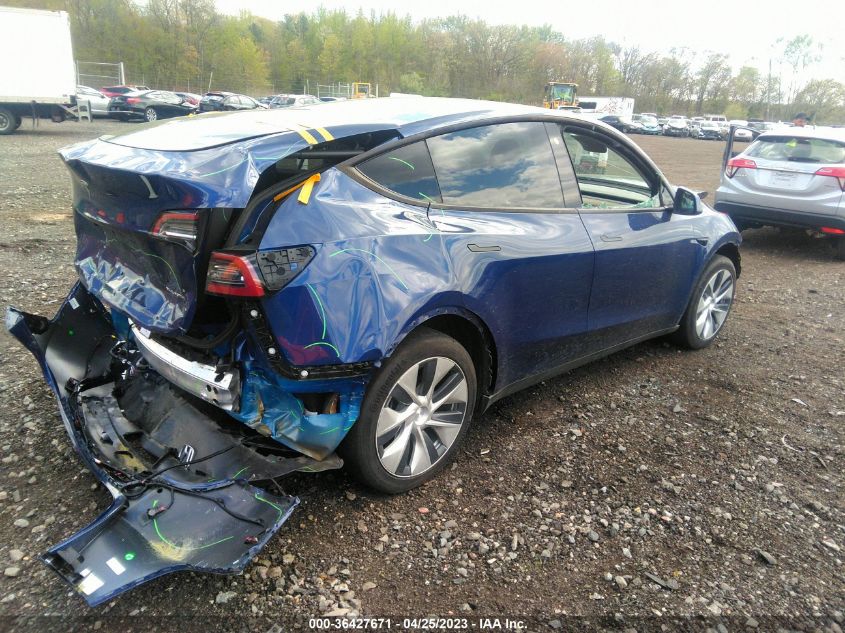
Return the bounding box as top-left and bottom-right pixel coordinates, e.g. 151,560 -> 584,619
714,201 -> 845,231
4,283 -> 322,606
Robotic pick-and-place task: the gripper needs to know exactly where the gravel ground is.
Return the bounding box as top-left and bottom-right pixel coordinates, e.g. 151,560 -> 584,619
0,121 -> 843,632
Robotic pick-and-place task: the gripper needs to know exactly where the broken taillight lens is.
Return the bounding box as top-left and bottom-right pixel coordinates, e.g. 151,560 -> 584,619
725,157 -> 757,178
205,252 -> 265,297
814,166 -> 845,191
151,211 -> 199,245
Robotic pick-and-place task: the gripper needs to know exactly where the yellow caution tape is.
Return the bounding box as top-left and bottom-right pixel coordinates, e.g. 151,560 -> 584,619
297,173 -> 321,204
287,123 -> 319,145
313,126 -> 334,142
273,179 -> 308,202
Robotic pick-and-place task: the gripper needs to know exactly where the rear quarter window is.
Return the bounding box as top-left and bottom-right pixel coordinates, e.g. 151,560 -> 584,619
426,121 -> 564,208
357,141 -> 442,203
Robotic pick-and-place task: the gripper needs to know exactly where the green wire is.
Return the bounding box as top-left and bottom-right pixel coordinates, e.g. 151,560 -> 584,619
306,283 -> 328,339
150,500 -> 235,551
328,248 -> 409,290
388,157 -> 415,170
304,341 -> 340,356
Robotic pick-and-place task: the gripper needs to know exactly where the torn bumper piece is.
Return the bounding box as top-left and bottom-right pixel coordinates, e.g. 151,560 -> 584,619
4,283 -> 337,606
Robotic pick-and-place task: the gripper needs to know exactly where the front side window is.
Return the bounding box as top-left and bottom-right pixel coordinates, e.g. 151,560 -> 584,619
357,141 -> 442,203
426,122 -> 563,208
561,128 -> 658,209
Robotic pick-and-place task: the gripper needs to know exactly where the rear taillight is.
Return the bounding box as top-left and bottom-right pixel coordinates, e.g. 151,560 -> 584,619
726,157 -> 757,178
821,227 -> 845,235
205,252 -> 265,297
151,211 -> 199,246
814,166 -> 845,191
126,97 -> 141,105
205,247 -> 315,297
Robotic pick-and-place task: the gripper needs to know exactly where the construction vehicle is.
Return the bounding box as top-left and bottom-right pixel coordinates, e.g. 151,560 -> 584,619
352,82 -> 374,99
543,82 -> 578,109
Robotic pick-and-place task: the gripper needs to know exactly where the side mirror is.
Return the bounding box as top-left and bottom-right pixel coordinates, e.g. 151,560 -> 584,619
673,187 -> 702,215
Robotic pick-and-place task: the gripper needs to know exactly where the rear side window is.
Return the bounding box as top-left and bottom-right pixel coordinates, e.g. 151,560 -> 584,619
747,136 -> 845,164
357,141 -> 442,203
426,122 -> 563,208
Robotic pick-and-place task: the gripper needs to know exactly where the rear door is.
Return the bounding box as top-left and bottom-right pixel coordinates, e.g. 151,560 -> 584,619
556,123 -> 705,347
423,121 -> 596,386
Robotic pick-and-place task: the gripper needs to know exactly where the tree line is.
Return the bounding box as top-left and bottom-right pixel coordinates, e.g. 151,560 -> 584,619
8,0 -> 845,123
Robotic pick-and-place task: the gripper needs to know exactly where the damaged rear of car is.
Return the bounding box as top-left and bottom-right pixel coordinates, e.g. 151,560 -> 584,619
9,97 -> 741,605
7,103 -> 463,605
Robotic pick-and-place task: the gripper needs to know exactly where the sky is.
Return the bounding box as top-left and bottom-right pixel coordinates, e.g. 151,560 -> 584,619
215,0 -> 845,82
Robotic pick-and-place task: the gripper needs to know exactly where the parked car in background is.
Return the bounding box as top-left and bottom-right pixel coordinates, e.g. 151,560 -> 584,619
8,97 -> 741,605
100,85 -> 150,98
75,85 -> 111,116
108,89 -> 197,122
175,91 -> 201,106
696,121 -> 722,140
664,116 -> 689,137
599,114 -> 636,133
657,116 -> 669,129
319,96 -> 347,102
269,93 -> 321,108
715,126 -> 845,259
730,120 -> 753,142
688,120 -> 703,138
199,91 -> 264,112
638,114 -> 661,135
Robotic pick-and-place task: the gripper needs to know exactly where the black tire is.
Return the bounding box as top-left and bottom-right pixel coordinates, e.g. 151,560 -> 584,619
144,107 -> 158,122
0,107 -> 16,135
340,328 -> 477,494
672,255 -> 736,349
13,115 -> 21,130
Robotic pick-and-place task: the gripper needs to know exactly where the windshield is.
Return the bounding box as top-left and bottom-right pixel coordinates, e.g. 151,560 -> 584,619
549,84 -> 575,102
747,136 -> 845,164
641,116 -> 657,125
272,97 -> 296,107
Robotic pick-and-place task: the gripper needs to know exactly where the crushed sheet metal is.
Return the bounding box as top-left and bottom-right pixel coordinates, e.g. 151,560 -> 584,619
5,284 -> 302,606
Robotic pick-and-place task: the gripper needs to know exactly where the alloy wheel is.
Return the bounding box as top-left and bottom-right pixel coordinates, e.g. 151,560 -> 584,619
695,268 -> 734,341
375,356 -> 469,478
145,108 -> 157,122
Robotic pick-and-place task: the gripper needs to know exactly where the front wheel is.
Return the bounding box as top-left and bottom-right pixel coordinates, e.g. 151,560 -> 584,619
673,255 -> 736,349
144,107 -> 158,122
341,328 -> 477,494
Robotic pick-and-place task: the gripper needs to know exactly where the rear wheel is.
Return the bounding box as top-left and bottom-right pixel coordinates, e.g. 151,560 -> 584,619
673,255 -> 736,349
341,328 -> 477,494
0,107 -> 16,135
144,107 -> 158,122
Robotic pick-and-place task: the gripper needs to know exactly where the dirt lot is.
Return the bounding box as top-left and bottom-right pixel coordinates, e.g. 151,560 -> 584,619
0,120 -> 843,632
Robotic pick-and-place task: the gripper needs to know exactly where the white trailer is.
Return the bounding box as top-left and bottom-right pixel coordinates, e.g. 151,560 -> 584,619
0,6 -> 77,134
577,97 -> 635,118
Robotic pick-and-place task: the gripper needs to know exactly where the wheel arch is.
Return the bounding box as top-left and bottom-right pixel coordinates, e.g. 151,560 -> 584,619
388,307 -> 498,410
713,240 -> 741,278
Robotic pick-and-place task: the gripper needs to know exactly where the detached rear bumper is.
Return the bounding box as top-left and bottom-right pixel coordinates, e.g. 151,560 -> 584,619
4,284 -> 345,606
714,201 -> 845,232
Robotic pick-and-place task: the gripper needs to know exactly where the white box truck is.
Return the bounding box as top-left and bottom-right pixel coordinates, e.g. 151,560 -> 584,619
0,6 -> 77,134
